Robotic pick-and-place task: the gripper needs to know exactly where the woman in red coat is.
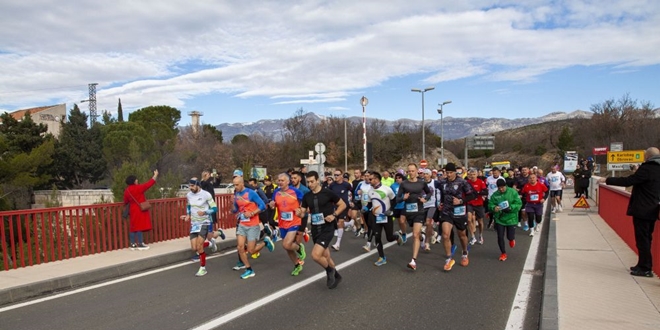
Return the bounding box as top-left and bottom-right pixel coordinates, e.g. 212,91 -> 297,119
124,170 -> 159,250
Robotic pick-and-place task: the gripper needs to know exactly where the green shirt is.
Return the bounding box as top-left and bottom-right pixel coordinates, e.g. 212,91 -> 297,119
488,187 -> 522,226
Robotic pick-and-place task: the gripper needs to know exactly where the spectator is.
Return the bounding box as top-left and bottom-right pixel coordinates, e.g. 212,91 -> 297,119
598,147 -> 660,277
124,170 -> 159,250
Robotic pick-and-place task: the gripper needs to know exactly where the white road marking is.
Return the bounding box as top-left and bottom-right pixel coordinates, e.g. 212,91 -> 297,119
0,249 -> 238,313
190,240 -> 398,330
505,209 -> 545,329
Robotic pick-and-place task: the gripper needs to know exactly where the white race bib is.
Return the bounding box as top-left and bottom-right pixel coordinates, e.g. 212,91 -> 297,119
453,205 -> 466,216
281,212 -> 293,221
499,201 -> 510,209
530,194 -> 539,201
405,203 -> 419,213
190,223 -> 202,233
375,214 -> 388,224
362,193 -> 369,202
311,213 -> 325,225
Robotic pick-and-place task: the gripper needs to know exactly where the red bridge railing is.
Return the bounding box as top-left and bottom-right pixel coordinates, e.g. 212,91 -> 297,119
598,185 -> 660,275
1,194 -> 235,271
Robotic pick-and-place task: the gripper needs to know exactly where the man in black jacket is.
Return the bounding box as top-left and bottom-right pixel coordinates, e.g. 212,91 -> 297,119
599,147 -> 660,277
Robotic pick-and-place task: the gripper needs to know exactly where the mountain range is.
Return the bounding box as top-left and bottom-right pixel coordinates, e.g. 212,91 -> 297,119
215,110 -> 594,142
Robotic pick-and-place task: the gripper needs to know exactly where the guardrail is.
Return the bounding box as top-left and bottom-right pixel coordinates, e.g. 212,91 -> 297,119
1,194 -> 236,271
598,185 -> 660,275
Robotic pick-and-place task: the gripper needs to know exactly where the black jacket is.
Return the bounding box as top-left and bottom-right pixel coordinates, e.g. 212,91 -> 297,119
606,156 -> 660,220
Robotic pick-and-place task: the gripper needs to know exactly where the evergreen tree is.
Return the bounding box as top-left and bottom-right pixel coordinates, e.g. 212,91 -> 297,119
117,98 -> 124,122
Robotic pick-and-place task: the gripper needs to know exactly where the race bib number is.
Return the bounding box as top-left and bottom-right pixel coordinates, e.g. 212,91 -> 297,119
281,212 -> 293,221
311,213 -> 325,225
190,223 -> 202,233
530,194 -> 539,201
362,193 -> 369,202
238,213 -> 249,222
499,201 -> 510,209
453,205 -> 466,216
375,214 -> 388,224
405,203 -> 419,213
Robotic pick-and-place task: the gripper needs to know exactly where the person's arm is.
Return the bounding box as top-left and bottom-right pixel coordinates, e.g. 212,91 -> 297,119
249,190 -> 267,213
462,181 -> 477,202
605,166 -> 649,187
510,190 -> 523,214
395,184 -> 405,203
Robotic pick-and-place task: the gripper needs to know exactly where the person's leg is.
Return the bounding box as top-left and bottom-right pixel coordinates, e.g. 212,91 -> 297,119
281,229 -> 301,264
441,221 -> 454,257
136,231 -> 144,244
526,212 -> 536,230
237,235 -> 250,268
506,225 -> 516,246
633,218 -> 654,271
411,221 -> 423,260
374,222 -> 384,258
495,223 -> 506,254
129,231 -> 136,245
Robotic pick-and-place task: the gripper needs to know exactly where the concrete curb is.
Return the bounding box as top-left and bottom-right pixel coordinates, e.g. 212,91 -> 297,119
0,238 -> 237,307
540,207 -> 559,330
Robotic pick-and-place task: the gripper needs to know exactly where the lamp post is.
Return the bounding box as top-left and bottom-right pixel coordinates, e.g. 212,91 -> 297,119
411,87 -> 435,160
360,96 -> 369,171
437,100 -> 452,166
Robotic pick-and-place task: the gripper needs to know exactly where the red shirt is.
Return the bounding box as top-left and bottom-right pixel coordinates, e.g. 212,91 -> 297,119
467,178 -> 487,206
522,182 -> 548,204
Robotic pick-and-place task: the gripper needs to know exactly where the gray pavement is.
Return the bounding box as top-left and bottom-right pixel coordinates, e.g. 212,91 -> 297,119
1,189 -> 659,329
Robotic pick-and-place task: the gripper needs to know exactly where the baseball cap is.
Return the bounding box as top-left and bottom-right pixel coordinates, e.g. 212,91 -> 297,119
432,169 -> 438,173
264,175 -> 271,181
423,169 -> 432,175
491,166 -> 500,172
232,169 -> 243,177
343,173 -> 350,179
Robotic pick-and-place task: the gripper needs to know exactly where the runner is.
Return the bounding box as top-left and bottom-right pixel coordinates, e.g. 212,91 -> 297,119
181,178 -> 219,276
261,175 -> 279,239
348,169 -> 365,237
422,168 -> 441,251
485,167 -> 506,229
546,165 -> 566,213
391,172 -> 407,244
357,171 -> 374,250
365,171 -> 401,266
230,176 -> 274,279
395,163 -> 431,271
513,166 -> 531,230
437,163 -> 476,271
270,173 -> 307,276
488,179 -> 523,261
466,169 -> 488,245
297,171 -> 347,289
521,173 -> 548,237
328,169 -> 353,251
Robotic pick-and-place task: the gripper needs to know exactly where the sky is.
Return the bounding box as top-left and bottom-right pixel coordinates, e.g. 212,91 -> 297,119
1,1 -> 659,126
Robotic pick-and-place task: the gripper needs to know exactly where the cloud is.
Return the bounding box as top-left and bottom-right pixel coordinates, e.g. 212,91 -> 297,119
1,0 -> 659,112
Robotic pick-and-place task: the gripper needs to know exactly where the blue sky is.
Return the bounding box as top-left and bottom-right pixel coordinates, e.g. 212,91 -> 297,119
1,1 -> 658,126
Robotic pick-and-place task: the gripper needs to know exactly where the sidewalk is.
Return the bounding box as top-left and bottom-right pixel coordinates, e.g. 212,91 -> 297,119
549,194 -> 660,329
0,228 -> 238,306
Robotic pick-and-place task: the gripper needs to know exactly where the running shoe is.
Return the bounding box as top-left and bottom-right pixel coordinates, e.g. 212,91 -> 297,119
326,269 -> 336,288
195,267 -> 207,277
444,258 -> 456,271
329,272 -> 342,289
291,263 -> 303,276
297,244 -> 306,261
509,240 -> 516,248
251,252 -> 260,259
362,242 -> 371,252
210,238 -> 217,252
374,257 -> 387,266
407,259 -> 417,271
469,236 -> 477,246
240,269 -> 255,279
551,207 -> 556,214
129,243 -> 138,251
232,261 -> 246,270
137,243 -> 149,251
402,232 -> 408,244
451,244 -> 457,256
630,269 -> 653,277
334,230 -> 339,237
303,231 -> 310,242
356,228 -> 365,237
529,230 -> 534,237
217,229 -> 226,240
522,224 -> 529,231
273,228 -> 280,241
499,253 -> 507,261
535,225 -> 541,233
432,231 -> 439,244
264,236 -> 275,252
263,225 -> 272,238
557,205 -> 563,212
460,254 -> 469,267
478,236 -> 484,245
331,244 -> 340,251
396,234 -> 404,246
191,254 -> 200,262
517,223 -> 522,228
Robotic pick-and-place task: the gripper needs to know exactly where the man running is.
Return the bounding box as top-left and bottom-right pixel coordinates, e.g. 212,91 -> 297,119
391,172 -> 407,244
181,178 -> 219,277
366,172 -> 400,266
270,173 -> 306,276
513,166 -> 531,230
521,173 -> 548,237
485,167 -> 506,229
297,171 -> 347,288
488,179 -> 522,261
422,168 -> 441,251
437,163 -> 476,271
328,169 -> 353,251
466,169 -> 488,245
396,163 -> 431,270
230,176 -> 274,279
546,165 -> 566,213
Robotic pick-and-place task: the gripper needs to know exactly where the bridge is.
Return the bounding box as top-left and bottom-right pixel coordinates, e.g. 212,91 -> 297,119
1,182 -> 659,329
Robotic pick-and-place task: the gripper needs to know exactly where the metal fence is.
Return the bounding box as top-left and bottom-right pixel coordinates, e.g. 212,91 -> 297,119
1,194 -> 235,271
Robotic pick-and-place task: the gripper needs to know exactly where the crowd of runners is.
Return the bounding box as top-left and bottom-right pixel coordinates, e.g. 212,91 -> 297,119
180,161 -> 570,289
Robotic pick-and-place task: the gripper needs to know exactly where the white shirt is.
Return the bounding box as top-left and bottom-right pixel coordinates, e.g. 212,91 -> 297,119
546,172 -> 566,191
486,175 -> 506,198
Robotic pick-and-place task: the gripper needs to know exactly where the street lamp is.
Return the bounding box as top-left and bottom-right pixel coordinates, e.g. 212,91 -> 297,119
411,87 -> 435,160
437,100 -> 452,166
360,96 -> 369,171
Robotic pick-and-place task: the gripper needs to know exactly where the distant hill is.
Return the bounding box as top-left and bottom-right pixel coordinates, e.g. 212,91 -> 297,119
215,110 -> 593,142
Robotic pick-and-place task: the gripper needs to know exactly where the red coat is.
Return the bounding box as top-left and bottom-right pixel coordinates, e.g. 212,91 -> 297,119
123,178 -> 156,232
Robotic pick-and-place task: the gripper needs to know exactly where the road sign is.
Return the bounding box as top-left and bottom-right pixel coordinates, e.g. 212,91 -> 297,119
466,135 -> 495,150
592,147 -> 608,155
573,196 -> 591,209
610,142 -> 623,152
315,154 -> 326,164
607,150 -> 644,164
420,159 -> 428,168
315,143 -> 326,154
607,163 -> 639,171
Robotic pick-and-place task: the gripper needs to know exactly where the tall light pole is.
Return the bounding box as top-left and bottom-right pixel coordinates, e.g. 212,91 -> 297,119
344,119 -> 348,173
437,100 -> 452,166
411,87 -> 435,160
360,96 -> 369,171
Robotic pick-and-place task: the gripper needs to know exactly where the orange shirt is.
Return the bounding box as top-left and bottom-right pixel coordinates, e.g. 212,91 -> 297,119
233,188 -> 266,227
273,186 -> 304,229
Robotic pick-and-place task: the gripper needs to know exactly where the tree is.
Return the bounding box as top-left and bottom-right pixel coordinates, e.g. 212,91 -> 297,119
231,134 -> 250,144
202,124 -> 223,143
556,126 -> 574,155
117,98 -> 124,122
128,105 -> 181,167
101,121 -> 154,169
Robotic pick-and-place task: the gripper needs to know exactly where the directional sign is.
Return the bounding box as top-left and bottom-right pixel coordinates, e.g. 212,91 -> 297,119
610,142 -> 623,152
607,150 -> 644,164
607,163 -> 637,171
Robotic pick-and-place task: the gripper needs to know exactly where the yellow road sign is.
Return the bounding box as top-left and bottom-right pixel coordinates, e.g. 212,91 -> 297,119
573,196 -> 591,209
607,150 -> 644,164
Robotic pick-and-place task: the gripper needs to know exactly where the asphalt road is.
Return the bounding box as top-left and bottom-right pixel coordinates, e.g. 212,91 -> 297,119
0,222 -> 545,330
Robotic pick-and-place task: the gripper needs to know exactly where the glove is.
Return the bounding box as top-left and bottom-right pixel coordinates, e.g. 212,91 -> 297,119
362,206 -> 370,213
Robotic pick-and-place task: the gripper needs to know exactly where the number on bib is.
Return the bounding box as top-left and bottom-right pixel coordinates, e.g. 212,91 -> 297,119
375,214 -> 388,224
498,201 -> 510,209
311,213 -> 325,225
530,194 -> 539,201
454,205 -> 466,216
281,212 -> 293,221
405,203 -> 419,213
190,223 -> 202,233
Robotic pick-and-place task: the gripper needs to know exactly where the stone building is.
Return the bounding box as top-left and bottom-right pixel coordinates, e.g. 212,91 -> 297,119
2,104 -> 67,138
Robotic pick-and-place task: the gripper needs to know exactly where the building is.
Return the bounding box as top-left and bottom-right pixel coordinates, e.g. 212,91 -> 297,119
1,104 -> 67,138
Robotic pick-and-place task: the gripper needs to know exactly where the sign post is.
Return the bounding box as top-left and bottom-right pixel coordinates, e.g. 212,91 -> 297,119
610,142 -> 623,177
420,159 -> 428,169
